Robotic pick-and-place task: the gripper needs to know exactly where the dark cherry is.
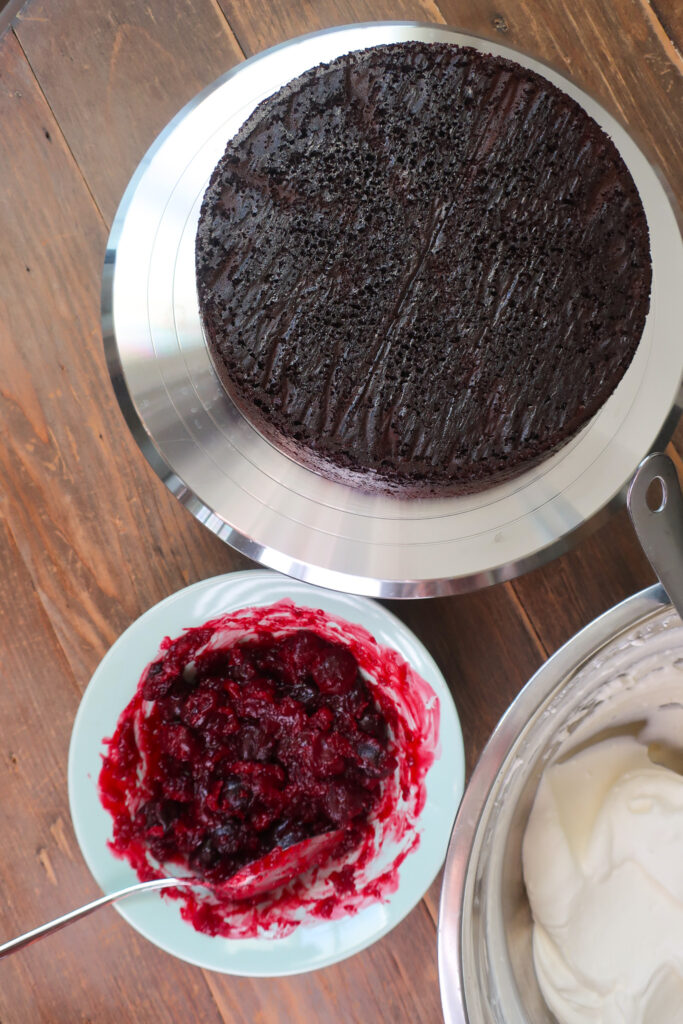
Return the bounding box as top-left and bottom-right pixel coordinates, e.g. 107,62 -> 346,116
278,630 -> 326,675
181,689 -> 219,728
141,660 -> 180,701
358,710 -> 388,740
161,723 -> 200,762
219,775 -> 252,813
311,647 -> 358,694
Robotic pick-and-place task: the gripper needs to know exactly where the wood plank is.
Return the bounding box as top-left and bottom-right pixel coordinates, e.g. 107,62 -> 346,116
511,398 -> 680,654
0,38 -> 247,1018
388,584 -> 545,777
217,0 -> 445,58
423,870 -> 444,928
206,901 -> 441,1024
641,0 -> 683,57
671,412 -> 683,462
0,470 -> 221,1022
0,25 -> 251,689
510,507 -> 657,656
398,578 -> 548,928
0,0 -> 25,36
13,0 -> 245,223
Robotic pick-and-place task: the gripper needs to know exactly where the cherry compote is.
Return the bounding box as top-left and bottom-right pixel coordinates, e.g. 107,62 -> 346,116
98,600 -> 439,940
100,626 -> 396,888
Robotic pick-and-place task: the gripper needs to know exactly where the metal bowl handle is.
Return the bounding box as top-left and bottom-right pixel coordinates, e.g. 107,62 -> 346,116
627,452 -> 683,619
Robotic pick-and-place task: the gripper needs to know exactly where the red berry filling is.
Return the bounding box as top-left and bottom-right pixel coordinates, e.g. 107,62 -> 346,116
100,628 -> 396,888
98,600 -> 440,940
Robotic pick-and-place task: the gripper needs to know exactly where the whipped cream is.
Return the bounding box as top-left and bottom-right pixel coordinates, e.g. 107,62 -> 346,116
523,664 -> 683,1024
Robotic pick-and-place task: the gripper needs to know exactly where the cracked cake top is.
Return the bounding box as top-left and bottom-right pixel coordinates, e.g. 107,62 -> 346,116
196,42 -> 651,495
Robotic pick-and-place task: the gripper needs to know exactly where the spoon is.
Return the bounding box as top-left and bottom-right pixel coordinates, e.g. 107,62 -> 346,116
627,451 -> 683,619
0,827 -> 345,958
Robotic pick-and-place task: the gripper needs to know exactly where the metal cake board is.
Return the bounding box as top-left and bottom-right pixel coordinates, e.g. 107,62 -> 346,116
102,22 -> 683,598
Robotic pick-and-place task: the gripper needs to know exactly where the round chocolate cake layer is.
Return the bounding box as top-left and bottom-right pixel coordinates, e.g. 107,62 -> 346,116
196,42 -> 651,495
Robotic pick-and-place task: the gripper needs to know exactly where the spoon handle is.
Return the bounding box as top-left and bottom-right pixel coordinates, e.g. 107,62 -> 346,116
627,452 -> 683,620
0,877 -> 183,958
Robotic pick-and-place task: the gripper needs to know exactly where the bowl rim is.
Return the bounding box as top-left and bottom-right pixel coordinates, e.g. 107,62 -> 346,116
437,581 -> 670,1023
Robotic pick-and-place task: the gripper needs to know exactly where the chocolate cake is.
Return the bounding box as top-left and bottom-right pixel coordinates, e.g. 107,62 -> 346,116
195,42 -> 651,495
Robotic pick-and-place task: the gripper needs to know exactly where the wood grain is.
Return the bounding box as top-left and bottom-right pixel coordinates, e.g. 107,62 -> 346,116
641,0 -> 683,55
0,419 -> 222,1023
1,0 -> 681,1020
510,508 -> 657,656
206,901 -> 441,1024
388,584 -> 545,776
0,23 -> 251,690
13,0 -> 245,223
217,0 -> 445,58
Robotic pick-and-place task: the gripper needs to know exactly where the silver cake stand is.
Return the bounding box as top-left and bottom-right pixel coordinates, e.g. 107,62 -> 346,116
102,22 -> 683,599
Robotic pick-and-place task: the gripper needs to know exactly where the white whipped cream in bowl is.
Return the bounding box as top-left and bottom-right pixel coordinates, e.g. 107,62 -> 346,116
439,586 -> 683,1024
524,655 -> 683,1023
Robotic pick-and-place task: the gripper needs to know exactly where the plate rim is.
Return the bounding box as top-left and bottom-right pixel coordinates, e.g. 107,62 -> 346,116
68,569 -> 465,975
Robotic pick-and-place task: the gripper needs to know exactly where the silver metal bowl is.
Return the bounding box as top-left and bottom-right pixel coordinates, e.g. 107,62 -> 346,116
438,583 -> 682,1022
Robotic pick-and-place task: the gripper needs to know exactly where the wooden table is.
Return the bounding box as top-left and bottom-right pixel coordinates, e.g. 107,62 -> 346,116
0,1 -> 680,1020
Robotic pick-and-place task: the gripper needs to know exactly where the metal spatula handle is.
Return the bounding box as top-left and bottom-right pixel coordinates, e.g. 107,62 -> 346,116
0,827 -> 345,957
0,877 -> 187,958
627,452 -> 683,620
